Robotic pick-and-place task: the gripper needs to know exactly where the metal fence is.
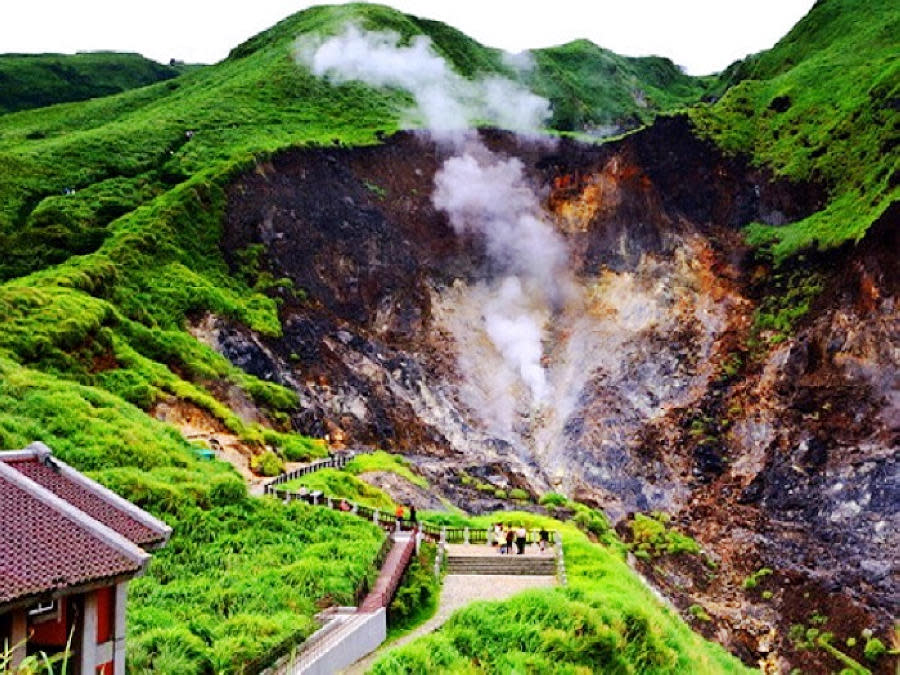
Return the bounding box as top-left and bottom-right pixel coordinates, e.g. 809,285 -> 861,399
263,452 -> 353,494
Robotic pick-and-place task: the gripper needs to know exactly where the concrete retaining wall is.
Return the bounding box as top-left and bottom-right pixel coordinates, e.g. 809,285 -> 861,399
300,609 -> 386,675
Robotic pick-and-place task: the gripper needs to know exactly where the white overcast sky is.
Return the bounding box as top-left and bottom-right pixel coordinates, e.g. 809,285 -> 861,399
1,1 -> 815,75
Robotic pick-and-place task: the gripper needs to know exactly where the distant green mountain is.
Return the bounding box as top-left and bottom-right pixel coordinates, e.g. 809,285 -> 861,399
527,39 -> 710,131
0,51 -> 182,114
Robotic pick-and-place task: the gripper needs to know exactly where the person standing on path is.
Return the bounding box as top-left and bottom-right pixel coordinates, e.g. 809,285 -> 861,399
505,527 -> 515,555
539,527 -> 550,552
395,504 -> 404,528
515,525 -> 527,554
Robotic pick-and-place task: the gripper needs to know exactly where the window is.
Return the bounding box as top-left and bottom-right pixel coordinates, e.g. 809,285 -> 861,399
27,600 -> 57,619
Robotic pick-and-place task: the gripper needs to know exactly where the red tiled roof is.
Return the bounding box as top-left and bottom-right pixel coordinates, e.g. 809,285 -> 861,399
0,474 -> 142,605
10,458 -> 166,548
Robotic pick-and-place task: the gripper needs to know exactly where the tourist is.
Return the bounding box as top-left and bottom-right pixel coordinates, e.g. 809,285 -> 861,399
505,527 -> 515,555
539,527 -> 550,552
339,499 -> 350,512
492,522 -> 503,548
409,505 -> 417,524
516,525 -> 527,554
395,504 -> 404,525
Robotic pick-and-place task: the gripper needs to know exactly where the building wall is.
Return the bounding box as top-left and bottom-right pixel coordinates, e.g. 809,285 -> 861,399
0,580 -> 129,675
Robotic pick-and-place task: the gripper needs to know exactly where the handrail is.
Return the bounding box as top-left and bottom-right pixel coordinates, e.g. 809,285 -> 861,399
263,451 -> 357,493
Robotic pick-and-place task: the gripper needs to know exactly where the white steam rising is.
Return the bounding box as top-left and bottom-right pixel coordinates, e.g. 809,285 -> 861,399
433,148 -> 569,305
298,23 -> 567,412
295,25 -> 550,134
434,147 -> 571,405
484,277 -> 550,402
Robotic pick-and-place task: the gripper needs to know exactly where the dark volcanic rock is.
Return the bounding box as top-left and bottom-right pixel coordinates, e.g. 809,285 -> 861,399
210,125 -> 895,671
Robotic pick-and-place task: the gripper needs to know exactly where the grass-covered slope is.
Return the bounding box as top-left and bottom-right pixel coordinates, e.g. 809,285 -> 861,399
691,0 -> 899,260
527,39 -> 710,131
0,356 -> 384,672
371,512 -> 752,674
0,52 -> 181,114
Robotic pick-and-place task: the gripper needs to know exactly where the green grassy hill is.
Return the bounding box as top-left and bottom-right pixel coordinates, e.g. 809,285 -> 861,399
0,0 -> 892,671
692,0 -> 899,260
0,52 -> 182,114
527,39 -> 710,131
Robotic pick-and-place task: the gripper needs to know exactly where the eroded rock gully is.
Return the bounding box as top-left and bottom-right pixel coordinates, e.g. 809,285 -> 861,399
208,117 -> 895,671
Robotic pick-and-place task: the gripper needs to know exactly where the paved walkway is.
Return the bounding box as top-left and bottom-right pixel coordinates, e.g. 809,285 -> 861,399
342,573 -> 556,674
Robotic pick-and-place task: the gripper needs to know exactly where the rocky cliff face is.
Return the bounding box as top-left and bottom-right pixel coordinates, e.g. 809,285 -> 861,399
210,119 -> 895,670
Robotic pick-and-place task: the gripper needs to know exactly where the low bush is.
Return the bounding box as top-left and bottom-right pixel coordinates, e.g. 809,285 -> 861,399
627,512 -> 701,558
742,567 -> 773,591
539,492 -> 568,507
251,450 -> 284,477
388,542 -> 440,636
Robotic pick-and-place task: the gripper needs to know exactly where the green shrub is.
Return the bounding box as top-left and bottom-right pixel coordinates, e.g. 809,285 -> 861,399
388,542 -> 440,635
627,512 -> 700,558
508,488 -> 530,501
278,468 -> 396,510
742,567 -> 773,590
251,450 -> 284,477
209,475 -> 247,505
277,434 -> 328,462
345,450 -> 427,488
539,492 -> 569,507
863,637 -> 886,662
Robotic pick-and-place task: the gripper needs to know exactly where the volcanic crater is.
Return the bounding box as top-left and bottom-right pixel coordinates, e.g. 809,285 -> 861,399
209,117 -> 896,669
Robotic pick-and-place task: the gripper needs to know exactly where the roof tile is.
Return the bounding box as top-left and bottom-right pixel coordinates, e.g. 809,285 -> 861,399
0,475 -> 141,605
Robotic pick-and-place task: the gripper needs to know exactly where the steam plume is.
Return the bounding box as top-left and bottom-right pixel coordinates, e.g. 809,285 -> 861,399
295,25 -> 550,134
297,24 -> 568,410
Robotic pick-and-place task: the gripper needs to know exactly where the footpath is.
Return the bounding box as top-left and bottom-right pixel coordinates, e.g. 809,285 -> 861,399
257,456 -> 566,674
343,543 -> 558,674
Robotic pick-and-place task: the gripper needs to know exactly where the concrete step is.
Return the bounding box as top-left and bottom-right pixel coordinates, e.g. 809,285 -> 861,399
446,556 -> 556,575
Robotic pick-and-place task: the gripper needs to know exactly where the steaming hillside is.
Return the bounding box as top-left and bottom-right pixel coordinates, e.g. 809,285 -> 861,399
0,0 -> 896,672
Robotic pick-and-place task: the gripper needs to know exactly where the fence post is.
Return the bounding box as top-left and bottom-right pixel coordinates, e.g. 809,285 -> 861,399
434,543 -> 443,579
440,527 -> 447,545
326,497 -> 333,510
463,527 -> 470,544
373,509 -> 380,525
351,502 -> 358,515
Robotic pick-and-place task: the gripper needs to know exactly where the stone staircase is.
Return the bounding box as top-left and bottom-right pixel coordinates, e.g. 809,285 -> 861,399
446,551 -> 557,576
